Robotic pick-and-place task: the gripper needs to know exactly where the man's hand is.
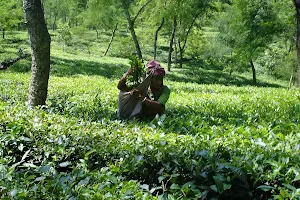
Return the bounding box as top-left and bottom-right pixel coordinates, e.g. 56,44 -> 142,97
126,68 -> 134,76
129,89 -> 144,101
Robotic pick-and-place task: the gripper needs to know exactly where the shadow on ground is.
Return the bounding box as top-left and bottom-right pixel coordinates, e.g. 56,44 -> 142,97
8,55 -> 283,88
49,56 -> 127,79
166,65 -> 283,88
8,56 -> 128,79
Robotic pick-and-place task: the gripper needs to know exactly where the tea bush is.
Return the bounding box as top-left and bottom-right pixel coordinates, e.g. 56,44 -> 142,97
1,66 -> 300,199
0,31 -> 300,199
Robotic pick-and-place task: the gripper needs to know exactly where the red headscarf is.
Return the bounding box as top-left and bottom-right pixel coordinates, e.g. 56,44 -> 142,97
146,60 -> 165,76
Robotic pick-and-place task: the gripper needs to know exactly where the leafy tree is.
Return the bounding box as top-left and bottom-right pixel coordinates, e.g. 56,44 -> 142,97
24,0 -> 51,106
42,0 -> 87,30
293,0 -> 300,86
119,0 -> 153,59
216,0 -> 288,84
143,0 -> 182,70
57,22 -> 72,51
0,0 -> 23,39
139,0 -> 175,68
42,0 -> 65,30
82,0 -> 153,59
82,0 -> 118,38
82,0 -> 121,55
148,0 -> 216,70
68,0 -> 88,27
139,0 -> 168,60
175,0 -> 214,69
168,16 -> 176,71
153,17 -> 165,60
209,3 -> 243,73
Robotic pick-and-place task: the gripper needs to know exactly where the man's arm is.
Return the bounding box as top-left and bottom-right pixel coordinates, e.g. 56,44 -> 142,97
142,99 -> 165,117
117,69 -> 132,91
141,87 -> 170,117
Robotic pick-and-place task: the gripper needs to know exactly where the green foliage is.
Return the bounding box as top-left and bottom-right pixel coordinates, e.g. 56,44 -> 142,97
185,28 -> 206,59
43,0 -> 86,29
1,0 -> 300,193
1,39 -> 300,198
57,22 -> 73,51
0,0 -> 23,34
126,55 -> 146,87
110,33 -> 136,58
256,43 -> 297,80
82,0 -> 121,31
205,0 -> 295,80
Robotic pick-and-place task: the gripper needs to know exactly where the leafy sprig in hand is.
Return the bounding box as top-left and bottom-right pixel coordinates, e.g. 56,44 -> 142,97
126,55 -> 146,87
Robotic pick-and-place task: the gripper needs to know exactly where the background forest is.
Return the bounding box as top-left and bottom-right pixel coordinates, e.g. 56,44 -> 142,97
1,0 -> 300,199
0,0 -> 297,84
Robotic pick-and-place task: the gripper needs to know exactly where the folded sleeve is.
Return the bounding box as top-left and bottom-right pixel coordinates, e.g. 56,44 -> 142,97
157,86 -> 170,105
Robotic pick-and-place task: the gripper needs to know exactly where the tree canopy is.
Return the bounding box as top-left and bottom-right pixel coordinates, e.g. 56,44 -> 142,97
0,0 -> 23,38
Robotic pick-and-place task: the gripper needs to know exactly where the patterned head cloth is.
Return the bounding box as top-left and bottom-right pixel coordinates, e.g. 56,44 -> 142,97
146,60 -> 160,69
146,60 -> 165,76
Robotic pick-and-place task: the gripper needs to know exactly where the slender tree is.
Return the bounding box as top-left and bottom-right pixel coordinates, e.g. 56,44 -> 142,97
104,22 -> 118,56
146,0 -> 181,69
85,0 -> 153,59
293,0 -> 300,86
141,0 -> 171,62
175,0 -> 215,68
148,0 -> 214,69
154,17 -> 165,60
24,0 -> 51,106
168,16 -> 176,71
216,0 -> 287,84
82,0 -> 121,55
177,12 -> 200,68
120,0 -> 153,59
0,0 -> 23,39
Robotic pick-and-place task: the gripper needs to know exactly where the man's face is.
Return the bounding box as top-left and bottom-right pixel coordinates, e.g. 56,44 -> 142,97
151,75 -> 163,89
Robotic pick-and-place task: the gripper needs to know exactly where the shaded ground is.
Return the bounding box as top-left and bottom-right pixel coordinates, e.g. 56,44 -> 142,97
1,31 -> 286,88
1,33 -> 284,89
8,57 -> 283,88
167,66 -> 283,88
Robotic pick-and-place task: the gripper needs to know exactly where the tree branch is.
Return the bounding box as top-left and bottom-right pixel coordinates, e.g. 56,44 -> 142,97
102,20 -> 110,29
182,12 -> 201,50
133,0 -> 153,23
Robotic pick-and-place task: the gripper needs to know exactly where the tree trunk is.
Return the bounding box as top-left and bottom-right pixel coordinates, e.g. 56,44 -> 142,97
177,14 -> 199,69
63,11 -> 67,23
24,0 -> 51,107
2,28 -> 5,39
154,17 -> 164,60
104,23 -> 118,56
95,28 -> 99,39
123,6 -> 143,59
289,73 -> 293,89
168,16 -> 176,72
121,0 -> 152,60
294,0 -> 300,87
0,55 -> 28,70
250,60 -> 256,85
0,49 -> 29,70
174,36 -> 178,66
178,44 -> 184,68
52,14 -> 57,31
49,8 -> 52,29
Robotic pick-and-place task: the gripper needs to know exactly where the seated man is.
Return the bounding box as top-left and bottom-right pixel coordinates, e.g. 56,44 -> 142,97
142,60 -> 170,118
117,60 -> 170,119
